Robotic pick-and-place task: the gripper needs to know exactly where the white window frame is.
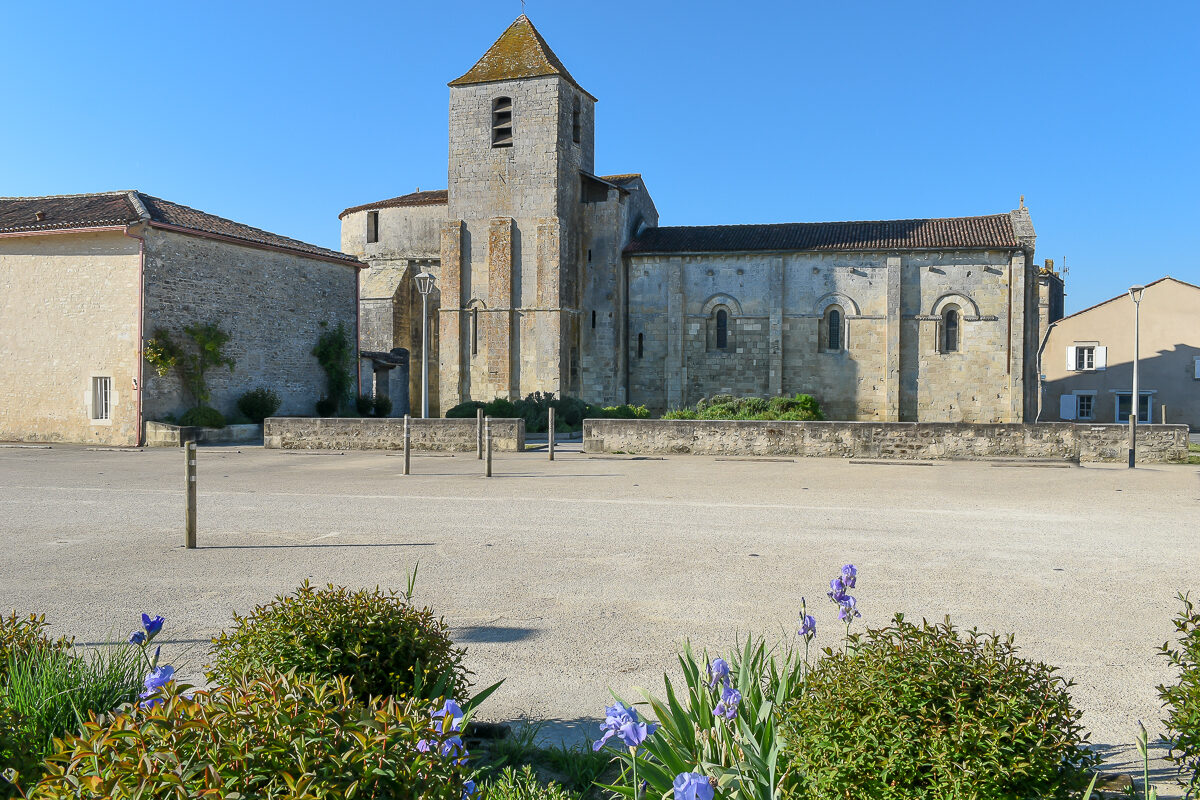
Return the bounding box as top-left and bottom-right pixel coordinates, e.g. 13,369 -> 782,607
88,375 -> 115,425
1068,342 -> 1106,372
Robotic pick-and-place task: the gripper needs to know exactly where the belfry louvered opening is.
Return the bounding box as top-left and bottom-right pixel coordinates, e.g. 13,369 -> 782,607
491,97 -> 513,147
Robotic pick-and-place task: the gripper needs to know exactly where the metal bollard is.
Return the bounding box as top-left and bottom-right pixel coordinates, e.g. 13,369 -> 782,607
185,441 -> 197,549
548,406 -> 555,461
403,414 -> 411,475
485,416 -> 492,477
477,408 -> 483,460
1162,404 -> 1167,425
1128,412 -> 1136,468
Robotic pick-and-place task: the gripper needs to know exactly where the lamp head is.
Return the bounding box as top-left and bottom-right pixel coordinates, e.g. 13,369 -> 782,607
1128,285 -> 1145,304
414,271 -> 436,296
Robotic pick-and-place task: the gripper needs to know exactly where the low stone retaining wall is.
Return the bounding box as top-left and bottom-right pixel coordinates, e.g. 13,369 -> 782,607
144,421 -> 262,447
582,420 -> 1188,463
263,417 -> 525,452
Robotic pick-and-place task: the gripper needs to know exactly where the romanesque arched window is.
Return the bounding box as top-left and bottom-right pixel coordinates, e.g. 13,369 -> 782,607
491,97 -> 513,147
942,305 -> 961,353
820,304 -> 846,352
716,309 -> 729,350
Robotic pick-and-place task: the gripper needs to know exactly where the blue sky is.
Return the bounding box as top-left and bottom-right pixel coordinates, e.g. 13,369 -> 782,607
2,1 -> 1196,314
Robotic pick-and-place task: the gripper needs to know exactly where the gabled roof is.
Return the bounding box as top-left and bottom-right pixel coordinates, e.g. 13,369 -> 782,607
449,15 -> 595,101
1054,276 -> 1200,322
625,213 -> 1028,255
0,191 -> 359,264
339,190 -> 448,219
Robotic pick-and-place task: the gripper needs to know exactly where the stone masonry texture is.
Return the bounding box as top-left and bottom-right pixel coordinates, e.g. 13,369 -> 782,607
264,416 -> 525,452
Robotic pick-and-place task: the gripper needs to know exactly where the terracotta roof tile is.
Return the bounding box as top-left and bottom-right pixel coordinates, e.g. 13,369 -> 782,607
449,15 -> 594,100
625,214 -> 1026,254
0,191 -> 358,263
339,190 -> 448,219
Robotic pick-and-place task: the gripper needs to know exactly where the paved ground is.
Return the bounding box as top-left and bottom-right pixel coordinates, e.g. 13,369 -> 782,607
1,442 -> 1197,794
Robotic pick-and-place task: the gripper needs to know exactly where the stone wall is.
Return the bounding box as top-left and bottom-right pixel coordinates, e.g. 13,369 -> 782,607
141,228 -> 359,422
582,419 -> 1188,463
0,230 -> 142,446
264,416 -> 525,451
144,421 -> 262,447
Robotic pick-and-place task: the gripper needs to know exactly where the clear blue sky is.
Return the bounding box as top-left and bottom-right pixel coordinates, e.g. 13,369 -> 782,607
2,1 -> 1196,314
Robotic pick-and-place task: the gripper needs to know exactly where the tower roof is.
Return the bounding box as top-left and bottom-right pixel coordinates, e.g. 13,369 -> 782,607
449,15 -> 595,100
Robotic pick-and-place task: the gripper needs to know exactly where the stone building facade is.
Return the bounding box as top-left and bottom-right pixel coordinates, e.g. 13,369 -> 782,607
341,15 -> 1047,421
1041,277 -> 1200,429
0,191 -> 360,446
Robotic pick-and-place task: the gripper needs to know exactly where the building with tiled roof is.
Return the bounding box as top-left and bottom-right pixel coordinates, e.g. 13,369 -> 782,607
0,191 -> 361,445
340,15 -> 1054,422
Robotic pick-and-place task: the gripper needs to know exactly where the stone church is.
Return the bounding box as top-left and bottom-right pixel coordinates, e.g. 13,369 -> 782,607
341,15 -> 1050,422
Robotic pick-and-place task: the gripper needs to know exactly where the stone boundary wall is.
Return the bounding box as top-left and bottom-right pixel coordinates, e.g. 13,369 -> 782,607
144,421 -> 262,447
582,420 -> 1188,463
264,417 -> 525,452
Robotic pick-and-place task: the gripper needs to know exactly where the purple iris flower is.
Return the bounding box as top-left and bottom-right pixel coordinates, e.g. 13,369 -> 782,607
433,698 -> 465,732
593,702 -> 658,751
141,613 -> 165,641
798,614 -> 817,640
840,564 -> 857,589
462,780 -> 477,800
713,685 -> 741,721
128,630 -> 146,646
673,772 -> 714,800
836,594 -> 860,621
706,658 -> 730,689
140,665 -> 174,696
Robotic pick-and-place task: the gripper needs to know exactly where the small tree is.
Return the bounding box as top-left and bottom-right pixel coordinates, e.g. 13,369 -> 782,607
144,323 -> 236,407
312,322 -> 354,414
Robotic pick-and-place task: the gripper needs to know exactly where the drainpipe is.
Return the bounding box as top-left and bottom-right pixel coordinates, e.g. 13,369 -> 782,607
1034,318 -> 1058,423
123,224 -> 147,447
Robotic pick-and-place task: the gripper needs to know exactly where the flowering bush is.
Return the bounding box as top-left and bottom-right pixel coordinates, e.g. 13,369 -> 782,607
25,671 -> 474,800
1159,592 -> 1200,797
209,581 -> 470,703
781,614 -> 1097,800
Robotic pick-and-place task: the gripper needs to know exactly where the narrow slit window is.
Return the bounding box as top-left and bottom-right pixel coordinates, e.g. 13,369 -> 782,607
491,97 -> 513,147
591,310 -> 596,329
471,307 -> 479,355
943,307 -> 960,353
637,333 -> 644,359
91,376 -> 111,421
716,309 -> 728,349
572,98 -> 581,144
366,211 -> 379,243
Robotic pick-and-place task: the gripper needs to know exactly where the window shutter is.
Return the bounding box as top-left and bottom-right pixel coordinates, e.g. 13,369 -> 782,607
1194,357 -> 1200,380
1059,394 -> 1077,420
1066,346 -> 1076,371
1095,346 -> 1107,371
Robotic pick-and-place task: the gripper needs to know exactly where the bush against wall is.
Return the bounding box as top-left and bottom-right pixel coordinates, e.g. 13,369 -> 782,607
311,322 -> 354,415
445,393 -> 649,433
236,388 -> 280,424
663,393 -> 823,421
209,581 -> 469,704
178,406 -> 226,428
1159,593 -> 1200,797
144,323 -> 236,408
781,614 -> 1096,800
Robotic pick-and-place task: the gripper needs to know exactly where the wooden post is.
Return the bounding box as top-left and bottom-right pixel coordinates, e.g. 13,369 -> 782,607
403,414 -> 411,475
1128,412 -> 1136,468
1162,404 -> 1167,425
477,408 -> 483,460
184,441 -> 197,549
548,406 -> 555,461
485,416 -> 492,478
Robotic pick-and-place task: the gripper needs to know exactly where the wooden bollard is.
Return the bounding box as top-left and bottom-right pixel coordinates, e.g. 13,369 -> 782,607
485,416 -> 492,478
403,414 -> 411,475
548,406 -> 555,461
477,408 -> 483,460
184,441 -> 197,549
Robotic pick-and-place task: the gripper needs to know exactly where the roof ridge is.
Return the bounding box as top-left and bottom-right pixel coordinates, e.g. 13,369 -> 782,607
142,194 -> 313,247
0,190 -> 134,201
652,213 -> 1012,229
1054,276 -> 1200,322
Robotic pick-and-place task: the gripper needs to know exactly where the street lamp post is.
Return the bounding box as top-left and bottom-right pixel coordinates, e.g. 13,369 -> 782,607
414,271 -> 436,419
1128,285 -> 1144,468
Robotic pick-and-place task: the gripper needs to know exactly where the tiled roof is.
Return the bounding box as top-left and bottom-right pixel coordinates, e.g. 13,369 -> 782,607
449,15 -> 594,100
0,191 -> 359,263
600,174 -> 642,187
625,213 -> 1026,255
339,190 -> 448,219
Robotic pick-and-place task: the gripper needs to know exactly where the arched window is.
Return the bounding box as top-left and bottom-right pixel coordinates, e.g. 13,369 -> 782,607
491,97 -> 513,147
716,309 -> 729,349
821,304 -> 845,352
942,306 -> 961,353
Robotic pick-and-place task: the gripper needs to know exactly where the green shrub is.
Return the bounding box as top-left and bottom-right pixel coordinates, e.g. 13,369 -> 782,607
24,671 -> 473,800
483,765 -> 580,800
373,394 -> 393,417
483,397 -> 518,418
178,405 -> 226,428
661,408 -> 698,420
312,322 -> 355,414
1160,593 -> 1200,797
236,387 -> 280,423
781,614 -> 1097,800
447,400 -> 487,418
209,581 -> 469,704
356,393 -> 375,416
315,396 -> 337,417
0,613 -> 70,678
594,404 -> 649,420
665,394 -> 822,421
